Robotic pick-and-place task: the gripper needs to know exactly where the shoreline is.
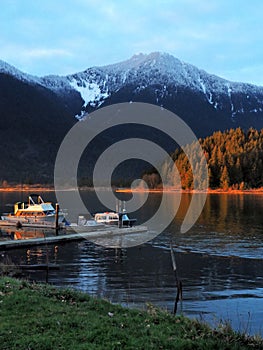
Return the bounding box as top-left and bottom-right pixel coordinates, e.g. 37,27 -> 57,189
116,187 -> 263,194
1,277 -> 262,349
0,186 -> 54,192
1,184 -> 263,194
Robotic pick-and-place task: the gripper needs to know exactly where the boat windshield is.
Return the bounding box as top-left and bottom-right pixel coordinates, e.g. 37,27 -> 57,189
28,194 -> 45,206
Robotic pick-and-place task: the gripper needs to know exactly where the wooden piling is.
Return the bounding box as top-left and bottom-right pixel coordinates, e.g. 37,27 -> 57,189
170,241 -> 182,315
55,203 -> 59,233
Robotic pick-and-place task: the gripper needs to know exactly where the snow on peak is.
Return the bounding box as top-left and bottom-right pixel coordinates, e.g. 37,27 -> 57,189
99,51 -> 182,75
2,53 -> 263,121
0,59 -> 41,85
0,59 -> 23,76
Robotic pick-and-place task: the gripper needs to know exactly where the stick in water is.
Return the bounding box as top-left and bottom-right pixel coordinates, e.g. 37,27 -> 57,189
170,241 -> 182,315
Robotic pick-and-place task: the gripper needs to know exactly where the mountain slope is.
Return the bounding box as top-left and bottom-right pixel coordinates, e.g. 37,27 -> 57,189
2,53 -> 263,133
1,53 -> 263,183
41,52 -> 263,135
0,72 -> 78,183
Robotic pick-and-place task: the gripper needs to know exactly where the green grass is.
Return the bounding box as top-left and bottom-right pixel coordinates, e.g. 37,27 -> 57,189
0,277 -> 262,350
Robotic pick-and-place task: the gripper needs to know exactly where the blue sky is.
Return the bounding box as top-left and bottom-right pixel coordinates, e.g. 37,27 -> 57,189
1,0 -> 263,85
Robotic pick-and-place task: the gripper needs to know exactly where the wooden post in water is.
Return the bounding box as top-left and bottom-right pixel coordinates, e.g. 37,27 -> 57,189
118,200 -> 123,228
170,241 -> 182,315
118,213 -> 123,228
55,203 -> 59,234
45,241 -> 49,283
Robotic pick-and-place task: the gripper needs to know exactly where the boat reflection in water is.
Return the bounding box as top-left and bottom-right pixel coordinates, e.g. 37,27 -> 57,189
1,226 -> 56,241
9,229 -> 45,240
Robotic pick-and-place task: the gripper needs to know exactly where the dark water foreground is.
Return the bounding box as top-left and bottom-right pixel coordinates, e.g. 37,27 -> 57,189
2,238 -> 262,337
0,190 -> 263,337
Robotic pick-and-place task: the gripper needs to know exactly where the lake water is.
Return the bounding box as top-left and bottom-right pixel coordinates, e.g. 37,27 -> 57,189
0,190 -> 263,337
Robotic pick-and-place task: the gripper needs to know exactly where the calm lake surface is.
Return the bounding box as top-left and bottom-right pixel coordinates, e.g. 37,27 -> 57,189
0,190 -> 263,336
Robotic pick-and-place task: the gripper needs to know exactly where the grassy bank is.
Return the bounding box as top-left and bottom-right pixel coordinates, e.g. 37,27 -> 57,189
0,278 -> 262,349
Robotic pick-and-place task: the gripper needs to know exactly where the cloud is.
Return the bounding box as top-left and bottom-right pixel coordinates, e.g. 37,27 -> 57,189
25,48 -> 73,59
0,0 -> 262,84
0,44 -> 72,62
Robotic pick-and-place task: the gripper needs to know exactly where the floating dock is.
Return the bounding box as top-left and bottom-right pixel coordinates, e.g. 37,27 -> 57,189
0,226 -> 148,249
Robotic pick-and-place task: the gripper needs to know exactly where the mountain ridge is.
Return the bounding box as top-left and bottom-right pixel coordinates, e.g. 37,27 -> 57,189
1,52 -> 263,183
2,52 -> 263,121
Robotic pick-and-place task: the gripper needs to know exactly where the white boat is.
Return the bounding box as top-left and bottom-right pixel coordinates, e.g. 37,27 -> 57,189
0,194 -> 65,228
68,215 -> 105,232
94,211 -> 137,227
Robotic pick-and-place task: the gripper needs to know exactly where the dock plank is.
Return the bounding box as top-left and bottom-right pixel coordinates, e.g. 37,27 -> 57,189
0,226 -> 148,249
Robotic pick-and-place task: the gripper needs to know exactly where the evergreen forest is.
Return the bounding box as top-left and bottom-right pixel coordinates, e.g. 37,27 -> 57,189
142,127 -> 263,190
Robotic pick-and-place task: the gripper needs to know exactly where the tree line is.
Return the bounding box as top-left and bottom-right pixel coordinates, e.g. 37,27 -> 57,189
142,127 -> 263,190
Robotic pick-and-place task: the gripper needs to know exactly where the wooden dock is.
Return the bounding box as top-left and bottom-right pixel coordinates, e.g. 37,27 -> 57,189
0,226 -> 148,249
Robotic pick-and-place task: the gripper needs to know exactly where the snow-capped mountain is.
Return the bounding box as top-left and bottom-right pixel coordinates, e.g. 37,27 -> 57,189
2,52 -> 263,126
1,52 -> 263,182
44,52 -> 263,123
